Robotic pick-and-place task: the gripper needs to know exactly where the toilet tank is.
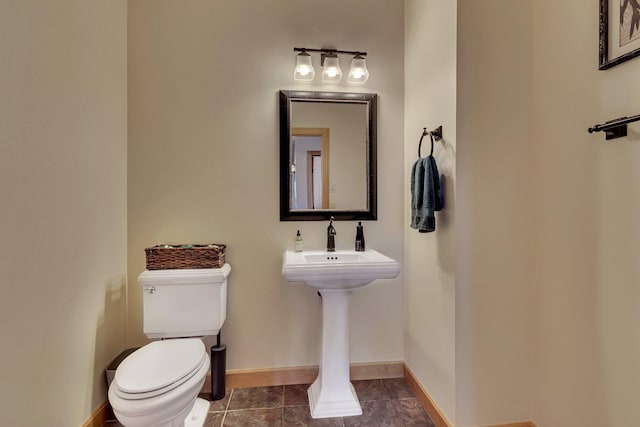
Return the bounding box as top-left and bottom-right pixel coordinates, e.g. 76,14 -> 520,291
138,264 -> 231,339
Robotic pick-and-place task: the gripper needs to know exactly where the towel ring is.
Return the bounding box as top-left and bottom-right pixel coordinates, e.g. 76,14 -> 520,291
418,126 -> 443,158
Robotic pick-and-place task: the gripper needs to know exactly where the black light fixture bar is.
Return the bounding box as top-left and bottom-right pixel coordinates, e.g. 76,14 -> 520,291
294,47 -> 367,57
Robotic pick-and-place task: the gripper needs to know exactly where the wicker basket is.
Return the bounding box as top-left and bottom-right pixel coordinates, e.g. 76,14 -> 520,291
145,244 -> 226,270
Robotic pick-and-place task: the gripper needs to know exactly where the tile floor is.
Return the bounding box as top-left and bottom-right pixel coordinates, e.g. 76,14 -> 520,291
104,378 -> 435,426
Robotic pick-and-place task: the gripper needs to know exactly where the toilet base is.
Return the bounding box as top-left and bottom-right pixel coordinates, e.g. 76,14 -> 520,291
184,398 -> 210,427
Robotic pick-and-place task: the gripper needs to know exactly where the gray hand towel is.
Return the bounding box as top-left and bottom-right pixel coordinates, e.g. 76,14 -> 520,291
410,158 -> 426,229
429,155 -> 443,212
410,156 -> 442,233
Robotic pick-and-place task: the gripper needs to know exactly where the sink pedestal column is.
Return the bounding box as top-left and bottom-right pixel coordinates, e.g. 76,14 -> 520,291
308,288 -> 362,419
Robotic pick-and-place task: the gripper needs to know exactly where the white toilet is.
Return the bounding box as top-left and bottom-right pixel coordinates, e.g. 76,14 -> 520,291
108,264 -> 231,427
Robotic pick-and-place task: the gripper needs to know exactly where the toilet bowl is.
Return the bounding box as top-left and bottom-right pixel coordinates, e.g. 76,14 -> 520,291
108,339 -> 211,427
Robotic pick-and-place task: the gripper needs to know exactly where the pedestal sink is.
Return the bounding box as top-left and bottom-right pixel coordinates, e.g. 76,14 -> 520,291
282,249 -> 401,418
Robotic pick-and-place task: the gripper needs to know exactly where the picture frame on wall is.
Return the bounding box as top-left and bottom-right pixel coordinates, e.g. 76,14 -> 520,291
600,0 -> 640,69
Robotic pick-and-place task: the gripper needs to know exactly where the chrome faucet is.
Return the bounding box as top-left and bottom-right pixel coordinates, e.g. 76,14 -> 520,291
327,216 -> 337,252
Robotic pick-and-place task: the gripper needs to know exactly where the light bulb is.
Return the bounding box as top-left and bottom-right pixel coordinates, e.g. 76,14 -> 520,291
347,54 -> 369,84
322,54 -> 342,83
294,51 -> 315,81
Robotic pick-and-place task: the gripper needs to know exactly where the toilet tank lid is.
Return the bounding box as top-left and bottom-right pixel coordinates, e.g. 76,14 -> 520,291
138,264 -> 231,286
114,339 -> 206,394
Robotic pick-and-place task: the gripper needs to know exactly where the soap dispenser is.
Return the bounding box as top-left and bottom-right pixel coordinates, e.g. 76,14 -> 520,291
294,230 -> 304,252
355,222 -> 365,251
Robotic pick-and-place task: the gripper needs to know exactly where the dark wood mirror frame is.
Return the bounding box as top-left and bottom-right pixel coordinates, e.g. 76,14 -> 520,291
279,90 -> 377,221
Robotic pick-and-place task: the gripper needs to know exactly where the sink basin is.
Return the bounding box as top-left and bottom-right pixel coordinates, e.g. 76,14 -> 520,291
282,249 -> 400,289
282,248 -> 400,419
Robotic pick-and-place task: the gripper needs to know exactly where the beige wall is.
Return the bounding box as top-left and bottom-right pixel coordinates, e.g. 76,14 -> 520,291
531,1 -> 640,426
404,0 -> 457,423
456,0 -> 640,425
128,0 -> 405,370
0,1 -> 127,425
456,1 -> 533,425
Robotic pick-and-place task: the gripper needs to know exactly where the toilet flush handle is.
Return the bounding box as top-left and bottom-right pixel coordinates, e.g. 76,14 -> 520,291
143,286 -> 156,294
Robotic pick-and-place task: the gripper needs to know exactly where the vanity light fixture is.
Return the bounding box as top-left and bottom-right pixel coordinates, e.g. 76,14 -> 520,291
293,47 -> 368,84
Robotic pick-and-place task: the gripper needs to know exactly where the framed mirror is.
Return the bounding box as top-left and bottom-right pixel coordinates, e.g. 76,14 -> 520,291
279,90 -> 377,221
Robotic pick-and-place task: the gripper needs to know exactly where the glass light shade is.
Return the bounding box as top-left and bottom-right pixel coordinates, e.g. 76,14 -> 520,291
347,55 -> 369,84
294,52 -> 315,81
321,55 -> 342,83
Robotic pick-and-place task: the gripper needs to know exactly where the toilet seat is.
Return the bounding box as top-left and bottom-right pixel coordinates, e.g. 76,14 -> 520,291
108,339 -> 210,426
113,339 -> 207,400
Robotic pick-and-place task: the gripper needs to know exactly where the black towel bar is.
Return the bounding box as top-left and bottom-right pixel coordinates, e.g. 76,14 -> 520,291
418,126 -> 443,158
588,114 -> 640,140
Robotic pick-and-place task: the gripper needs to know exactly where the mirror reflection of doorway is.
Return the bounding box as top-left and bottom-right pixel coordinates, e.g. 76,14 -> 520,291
291,128 -> 329,209
307,151 -> 325,209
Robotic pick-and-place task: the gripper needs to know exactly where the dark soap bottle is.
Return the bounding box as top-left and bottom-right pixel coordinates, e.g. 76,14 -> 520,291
355,221 -> 365,251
